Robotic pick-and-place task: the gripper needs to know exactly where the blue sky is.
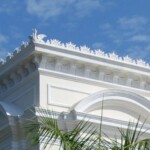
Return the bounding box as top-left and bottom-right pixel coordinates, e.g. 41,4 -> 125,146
0,0 -> 150,62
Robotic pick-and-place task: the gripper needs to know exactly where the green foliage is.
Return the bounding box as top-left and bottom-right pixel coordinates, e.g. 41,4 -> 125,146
109,119 -> 150,150
23,108 -> 150,150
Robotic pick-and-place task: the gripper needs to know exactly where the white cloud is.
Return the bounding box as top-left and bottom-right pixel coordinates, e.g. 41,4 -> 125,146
100,23 -> 112,30
92,42 -> 105,49
98,16 -> 150,61
0,34 -> 8,44
118,16 -> 147,31
130,35 -> 150,42
100,16 -> 150,46
125,45 -> 150,61
100,23 -> 124,45
74,0 -> 101,17
27,0 -> 74,19
26,0 -> 113,19
0,0 -> 21,13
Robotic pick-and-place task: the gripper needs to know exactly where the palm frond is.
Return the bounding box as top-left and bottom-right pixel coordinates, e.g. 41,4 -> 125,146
23,107 -> 150,150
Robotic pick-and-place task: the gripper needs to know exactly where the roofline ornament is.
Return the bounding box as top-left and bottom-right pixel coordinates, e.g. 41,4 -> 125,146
29,29 -> 47,43
0,29 -> 149,69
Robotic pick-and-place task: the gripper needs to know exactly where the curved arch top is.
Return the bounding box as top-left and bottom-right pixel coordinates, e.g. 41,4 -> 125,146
71,89 -> 150,120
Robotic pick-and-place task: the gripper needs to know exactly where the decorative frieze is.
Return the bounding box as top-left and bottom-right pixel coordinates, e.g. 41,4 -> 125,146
1,53 -> 150,96
118,77 -> 126,85
140,77 -> 146,89
0,29 -> 150,95
31,55 -> 41,68
55,58 -> 63,71
10,72 -> 21,83
45,57 -> 56,70
2,78 -> 10,89
24,61 -> 36,74
126,78 -> 133,87
104,73 -> 113,82
98,69 -> 105,80
70,62 -> 77,74
39,55 -> 150,91
75,64 -> 85,76
113,74 -> 119,83
61,61 -> 70,73
132,80 -> 140,88
17,68 -> 28,78
0,58 -> 38,94
84,65 -> 91,78
90,68 -> 98,79
0,29 -> 150,70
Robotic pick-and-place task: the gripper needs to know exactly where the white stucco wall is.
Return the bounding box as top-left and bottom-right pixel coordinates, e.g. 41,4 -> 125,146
39,73 -> 106,112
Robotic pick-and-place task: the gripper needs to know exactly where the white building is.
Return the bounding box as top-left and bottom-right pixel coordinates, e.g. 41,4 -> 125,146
0,29 -> 150,149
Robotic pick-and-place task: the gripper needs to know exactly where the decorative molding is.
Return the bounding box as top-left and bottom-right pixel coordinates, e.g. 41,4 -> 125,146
0,59 -> 37,95
42,55 -> 150,91
0,29 -> 150,70
47,84 -> 89,107
48,84 -> 89,95
1,29 -> 150,94
47,85 -> 70,108
72,89 -> 150,115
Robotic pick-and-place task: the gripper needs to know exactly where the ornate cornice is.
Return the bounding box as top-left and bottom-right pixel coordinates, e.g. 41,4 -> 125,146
0,29 -> 150,69
38,55 -> 150,91
0,29 -> 150,94
0,56 -> 38,95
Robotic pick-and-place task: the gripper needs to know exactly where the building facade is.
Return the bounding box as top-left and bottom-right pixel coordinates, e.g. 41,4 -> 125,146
0,29 -> 150,149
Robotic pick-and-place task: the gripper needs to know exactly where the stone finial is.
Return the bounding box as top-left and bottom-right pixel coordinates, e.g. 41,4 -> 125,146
49,39 -> 63,47
80,45 -> 90,53
123,55 -> 132,63
66,42 -> 76,50
136,59 -> 146,66
21,41 -> 28,50
6,52 -> 13,61
29,29 -> 47,43
13,47 -> 21,56
109,52 -> 119,60
0,58 -> 5,65
95,49 -> 105,56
